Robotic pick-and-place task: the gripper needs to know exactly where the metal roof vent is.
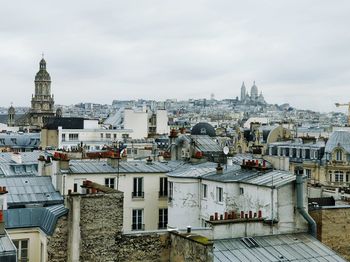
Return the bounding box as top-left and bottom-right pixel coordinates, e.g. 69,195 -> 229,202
241,237 -> 259,248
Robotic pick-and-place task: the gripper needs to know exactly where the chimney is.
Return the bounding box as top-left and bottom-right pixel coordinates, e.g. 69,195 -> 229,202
146,156 -> 153,165
38,155 -> 46,176
59,154 -> 70,170
0,186 -> 8,236
216,163 -> 223,174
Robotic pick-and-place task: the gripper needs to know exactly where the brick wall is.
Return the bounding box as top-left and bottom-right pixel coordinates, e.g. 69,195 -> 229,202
310,207 -> 350,260
47,215 -> 69,262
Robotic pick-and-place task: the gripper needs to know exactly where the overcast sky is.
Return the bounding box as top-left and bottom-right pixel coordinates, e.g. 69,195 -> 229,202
1,1 -> 350,112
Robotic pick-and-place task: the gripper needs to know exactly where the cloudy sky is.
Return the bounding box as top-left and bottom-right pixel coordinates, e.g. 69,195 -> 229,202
1,0 -> 349,112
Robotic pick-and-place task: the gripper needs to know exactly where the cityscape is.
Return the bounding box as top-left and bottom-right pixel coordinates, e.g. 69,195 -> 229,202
1,1 -> 350,262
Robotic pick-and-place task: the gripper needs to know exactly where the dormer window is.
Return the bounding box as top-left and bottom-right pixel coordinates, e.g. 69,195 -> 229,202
335,149 -> 343,161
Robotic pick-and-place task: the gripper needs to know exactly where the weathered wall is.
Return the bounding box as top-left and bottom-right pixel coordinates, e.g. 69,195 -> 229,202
115,232 -> 170,262
79,193 -> 123,262
310,207 -> 350,260
170,232 -> 213,262
47,215 -> 69,262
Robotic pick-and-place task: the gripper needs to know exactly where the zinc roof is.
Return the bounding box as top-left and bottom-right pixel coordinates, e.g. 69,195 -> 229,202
0,233 -> 16,256
214,233 -> 347,262
0,151 -> 45,164
4,204 -> 68,235
168,161 -> 295,188
65,159 -> 175,174
0,176 -> 63,207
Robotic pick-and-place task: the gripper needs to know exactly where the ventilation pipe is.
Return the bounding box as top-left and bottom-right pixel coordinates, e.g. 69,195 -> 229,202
295,167 -> 317,238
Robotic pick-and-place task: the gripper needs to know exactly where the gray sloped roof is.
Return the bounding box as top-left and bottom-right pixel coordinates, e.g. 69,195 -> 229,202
325,130 -> 350,153
0,133 -> 40,148
214,233 -> 347,262
0,151 -> 45,164
168,160 -> 294,188
65,159 -> 175,174
0,233 -> 16,258
4,204 -> 68,235
0,176 -> 63,207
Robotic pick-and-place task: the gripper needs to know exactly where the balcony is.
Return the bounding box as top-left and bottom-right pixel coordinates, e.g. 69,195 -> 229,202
159,191 -> 168,198
132,191 -> 144,198
132,224 -> 145,231
158,222 -> 168,229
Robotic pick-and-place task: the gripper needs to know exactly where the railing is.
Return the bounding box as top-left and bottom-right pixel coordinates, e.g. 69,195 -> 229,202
159,191 -> 168,198
132,191 -> 144,198
158,222 -> 168,229
132,223 -> 145,231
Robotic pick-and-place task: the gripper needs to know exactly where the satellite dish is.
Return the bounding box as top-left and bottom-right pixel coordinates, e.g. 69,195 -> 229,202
223,146 -> 229,155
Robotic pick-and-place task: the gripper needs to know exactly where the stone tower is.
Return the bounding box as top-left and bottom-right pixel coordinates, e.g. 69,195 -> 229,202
7,105 -> 15,127
240,82 -> 246,102
30,58 -> 55,128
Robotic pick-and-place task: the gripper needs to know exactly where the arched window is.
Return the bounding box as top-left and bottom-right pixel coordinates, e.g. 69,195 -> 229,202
335,149 -> 343,161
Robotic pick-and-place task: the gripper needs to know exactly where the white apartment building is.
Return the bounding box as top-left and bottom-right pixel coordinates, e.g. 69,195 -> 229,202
41,118 -> 133,151
167,160 -> 309,239
44,156 -> 180,232
105,108 -> 169,139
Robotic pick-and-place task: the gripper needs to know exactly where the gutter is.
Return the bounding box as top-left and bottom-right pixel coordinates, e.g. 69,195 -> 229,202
295,167 -> 317,238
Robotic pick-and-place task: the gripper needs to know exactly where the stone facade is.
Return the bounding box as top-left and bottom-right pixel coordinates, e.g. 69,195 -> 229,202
72,192 -> 123,262
170,232 -> 213,262
310,207 -> 350,260
47,215 -> 69,262
115,232 -> 170,262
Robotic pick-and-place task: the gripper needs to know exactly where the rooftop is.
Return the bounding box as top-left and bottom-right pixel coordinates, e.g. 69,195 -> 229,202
0,176 -> 63,207
63,159 -> 180,174
5,204 -> 68,235
214,233 -> 347,262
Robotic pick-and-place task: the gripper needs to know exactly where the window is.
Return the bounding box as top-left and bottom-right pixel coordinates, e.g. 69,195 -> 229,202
159,177 -> 168,197
13,239 -> 29,262
202,184 -> 207,198
216,187 -> 223,202
100,133 -> 104,138
335,150 -> 343,161
62,134 -> 66,141
106,133 -> 111,139
329,171 -> 333,182
305,169 -> 312,179
105,178 -> 115,189
132,177 -> 144,198
159,208 -> 168,229
113,134 -> 117,139
347,172 -> 350,183
132,209 -> 144,230
335,171 -> 344,182
68,133 -> 78,141
239,187 -> 244,195
168,181 -> 173,201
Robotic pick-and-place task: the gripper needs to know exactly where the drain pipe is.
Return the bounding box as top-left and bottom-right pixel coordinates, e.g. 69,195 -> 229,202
295,167 -> 317,238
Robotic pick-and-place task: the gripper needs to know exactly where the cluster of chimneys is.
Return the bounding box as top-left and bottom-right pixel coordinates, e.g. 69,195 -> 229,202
53,152 -> 70,161
210,210 -> 263,221
241,159 -> 268,170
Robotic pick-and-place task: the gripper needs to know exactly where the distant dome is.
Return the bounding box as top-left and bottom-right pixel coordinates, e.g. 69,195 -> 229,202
251,82 -> 258,99
325,131 -> 350,153
191,122 -> 216,137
